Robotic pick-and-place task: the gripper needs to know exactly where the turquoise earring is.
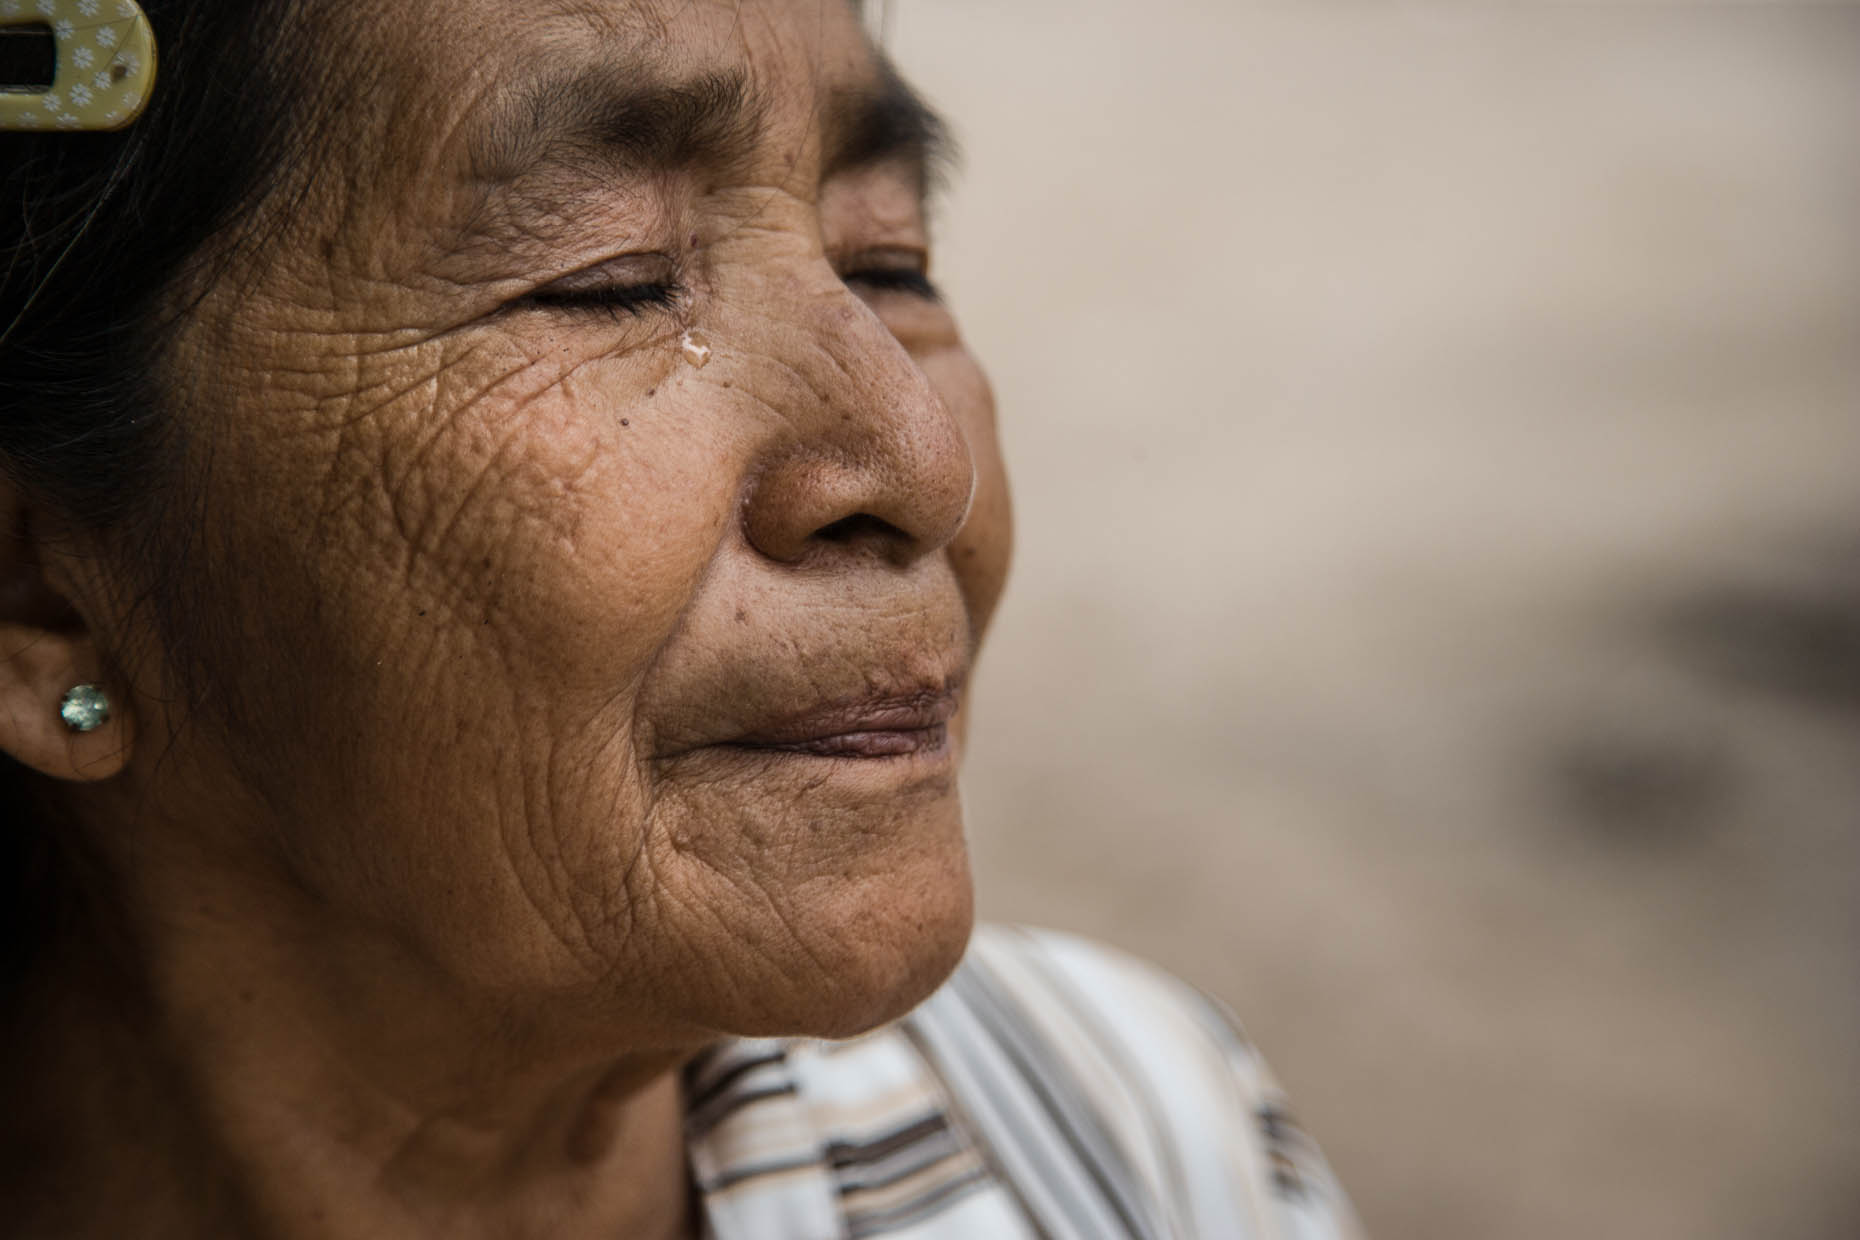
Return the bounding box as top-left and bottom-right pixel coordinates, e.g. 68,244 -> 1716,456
59,684 -> 110,733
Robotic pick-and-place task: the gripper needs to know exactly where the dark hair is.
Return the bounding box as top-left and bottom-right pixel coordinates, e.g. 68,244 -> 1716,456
1,1 -> 319,991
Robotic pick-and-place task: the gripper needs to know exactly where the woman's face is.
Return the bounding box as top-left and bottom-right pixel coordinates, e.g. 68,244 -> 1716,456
136,0 -> 1011,1040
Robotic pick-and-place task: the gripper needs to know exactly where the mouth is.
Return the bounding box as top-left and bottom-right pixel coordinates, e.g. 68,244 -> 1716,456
720,682 -> 961,760
652,675 -> 965,765
724,722 -> 950,759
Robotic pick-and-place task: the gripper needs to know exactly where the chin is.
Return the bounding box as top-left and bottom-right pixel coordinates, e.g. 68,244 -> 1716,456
823,877 -> 976,1040
738,850 -> 976,1042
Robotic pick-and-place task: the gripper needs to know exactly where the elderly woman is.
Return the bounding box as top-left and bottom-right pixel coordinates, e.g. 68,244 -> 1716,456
0,2 -> 1359,1236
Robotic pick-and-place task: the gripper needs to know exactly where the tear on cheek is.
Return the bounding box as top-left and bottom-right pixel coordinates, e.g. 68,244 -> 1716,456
679,330 -> 713,368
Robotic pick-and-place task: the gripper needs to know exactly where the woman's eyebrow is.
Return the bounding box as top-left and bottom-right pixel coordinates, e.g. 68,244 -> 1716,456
465,56 -> 953,211
471,63 -> 765,186
820,64 -> 956,196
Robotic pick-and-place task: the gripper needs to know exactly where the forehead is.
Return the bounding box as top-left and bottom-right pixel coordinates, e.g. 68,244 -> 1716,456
282,0 -> 903,260
373,0 -> 873,72
359,0 -> 880,160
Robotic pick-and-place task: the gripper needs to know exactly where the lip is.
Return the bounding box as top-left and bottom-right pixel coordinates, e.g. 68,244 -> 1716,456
723,683 -> 962,757
727,722 -> 951,759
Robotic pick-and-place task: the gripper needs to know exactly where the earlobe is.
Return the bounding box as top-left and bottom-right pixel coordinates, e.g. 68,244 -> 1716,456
0,493 -> 134,783
0,634 -> 134,782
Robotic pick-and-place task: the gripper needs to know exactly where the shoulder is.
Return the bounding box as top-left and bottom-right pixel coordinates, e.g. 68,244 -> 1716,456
902,923 -> 1364,1240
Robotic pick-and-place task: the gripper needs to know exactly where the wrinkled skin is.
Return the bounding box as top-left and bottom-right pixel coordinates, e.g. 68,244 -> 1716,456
0,1 -> 1011,1235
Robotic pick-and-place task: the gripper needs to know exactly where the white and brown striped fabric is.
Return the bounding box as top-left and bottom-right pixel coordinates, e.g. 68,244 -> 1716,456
684,925 -> 1363,1240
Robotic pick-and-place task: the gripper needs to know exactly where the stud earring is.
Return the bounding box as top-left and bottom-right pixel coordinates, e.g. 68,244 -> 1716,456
59,683 -> 110,733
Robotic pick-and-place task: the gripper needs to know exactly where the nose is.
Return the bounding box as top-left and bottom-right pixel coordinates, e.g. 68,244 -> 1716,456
738,286 -> 976,568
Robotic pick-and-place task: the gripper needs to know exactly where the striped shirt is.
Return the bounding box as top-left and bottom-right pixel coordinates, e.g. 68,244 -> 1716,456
684,925 -> 1363,1239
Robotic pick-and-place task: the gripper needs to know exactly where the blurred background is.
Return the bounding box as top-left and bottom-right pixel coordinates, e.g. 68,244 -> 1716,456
881,3 -> 1860,1238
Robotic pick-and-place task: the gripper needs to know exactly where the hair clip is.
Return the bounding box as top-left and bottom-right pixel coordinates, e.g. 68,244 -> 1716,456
0,0 -> 156,133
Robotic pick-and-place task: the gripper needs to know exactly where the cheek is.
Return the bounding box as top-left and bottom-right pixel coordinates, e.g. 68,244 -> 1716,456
240,335 -> 733,703
181,334 -> 751,972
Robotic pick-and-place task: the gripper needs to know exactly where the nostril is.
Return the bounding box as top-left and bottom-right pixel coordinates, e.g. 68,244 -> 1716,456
816,512 -> 905,547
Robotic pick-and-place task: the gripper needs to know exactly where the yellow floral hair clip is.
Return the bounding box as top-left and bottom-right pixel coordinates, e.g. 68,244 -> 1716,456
0,0 -> 156,132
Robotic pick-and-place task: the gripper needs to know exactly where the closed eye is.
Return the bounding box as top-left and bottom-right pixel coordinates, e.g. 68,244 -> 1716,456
523,279 -> 684,318
839,246 -> 941,303
508,251 -> 938,318
843,266 -> 941,302
514,251 -> 685,319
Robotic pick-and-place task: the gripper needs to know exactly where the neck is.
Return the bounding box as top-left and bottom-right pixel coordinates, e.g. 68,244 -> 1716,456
3,847 -> 698,1240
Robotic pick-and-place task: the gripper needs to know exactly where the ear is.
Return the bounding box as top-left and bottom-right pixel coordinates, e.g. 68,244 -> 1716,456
0,482 -> 134,783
